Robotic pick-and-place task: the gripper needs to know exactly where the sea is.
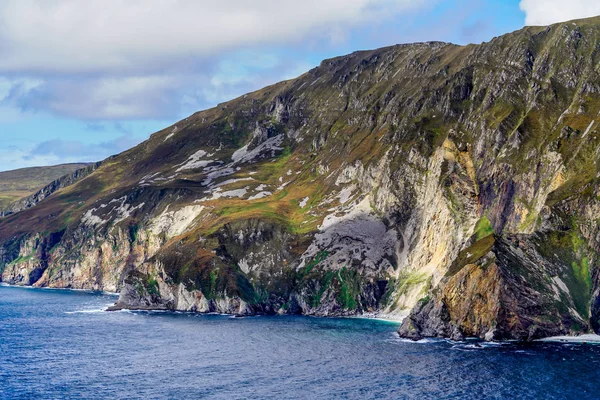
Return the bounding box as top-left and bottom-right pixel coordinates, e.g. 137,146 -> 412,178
1,284 -> 599,399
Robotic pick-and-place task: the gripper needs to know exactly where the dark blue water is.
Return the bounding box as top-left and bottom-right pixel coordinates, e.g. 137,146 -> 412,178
1,286 -> 600,399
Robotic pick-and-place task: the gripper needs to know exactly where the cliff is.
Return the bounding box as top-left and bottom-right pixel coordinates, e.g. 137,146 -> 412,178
3,16 -> 600,340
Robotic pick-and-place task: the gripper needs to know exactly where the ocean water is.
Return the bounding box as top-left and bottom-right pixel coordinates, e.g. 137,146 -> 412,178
1,286 -> 600,399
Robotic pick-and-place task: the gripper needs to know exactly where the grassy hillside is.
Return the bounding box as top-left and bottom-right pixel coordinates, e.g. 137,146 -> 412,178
0,164 -> 90,209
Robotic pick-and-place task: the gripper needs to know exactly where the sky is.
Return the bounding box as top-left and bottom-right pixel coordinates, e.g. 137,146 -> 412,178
1,0 -> 599,171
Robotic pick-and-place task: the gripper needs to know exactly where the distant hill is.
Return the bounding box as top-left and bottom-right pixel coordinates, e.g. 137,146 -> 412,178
0,163 -> 91,210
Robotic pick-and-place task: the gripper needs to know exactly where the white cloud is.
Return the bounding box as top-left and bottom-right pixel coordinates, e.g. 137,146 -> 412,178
0,0 -> 425,74
0,0 -> 430,120
520,0 -> 600,26
24,76 -> 178,119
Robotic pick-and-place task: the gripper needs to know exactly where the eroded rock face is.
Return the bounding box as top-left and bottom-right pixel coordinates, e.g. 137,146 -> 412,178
109,270 -> 254,315
2,17 -> 600,339
399,234 -> 593,341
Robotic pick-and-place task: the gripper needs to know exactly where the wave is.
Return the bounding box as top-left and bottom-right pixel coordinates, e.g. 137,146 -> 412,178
536,334 -> 600,344
452,343 -> 495,351
351,313 -> 405,324
1,282 -> 118,296
65,308 -> 108,314
386,334 -> 443,345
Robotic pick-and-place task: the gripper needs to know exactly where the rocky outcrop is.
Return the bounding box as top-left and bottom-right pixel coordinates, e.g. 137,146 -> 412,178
2,17 -> 600,340
399,234 -> 592,340
108,270 -> 255,315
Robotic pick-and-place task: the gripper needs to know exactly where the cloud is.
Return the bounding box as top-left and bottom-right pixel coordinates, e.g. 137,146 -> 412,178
2,54 -> 308,120
0,0 -> 429,120
520,0 -> 600,26
25,135 -> 143,161
0,0 -> 424,74
8,75 -> 184,119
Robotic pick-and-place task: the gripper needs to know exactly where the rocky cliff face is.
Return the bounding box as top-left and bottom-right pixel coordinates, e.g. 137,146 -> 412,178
3,16 -> 600,340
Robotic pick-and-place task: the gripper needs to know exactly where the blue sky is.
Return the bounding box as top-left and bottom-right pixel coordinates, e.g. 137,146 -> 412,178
0,0 -> 598,171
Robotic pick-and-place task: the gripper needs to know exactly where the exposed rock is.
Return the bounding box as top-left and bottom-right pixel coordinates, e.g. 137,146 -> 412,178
2,17 -> 600,341
400,234 -> 592,340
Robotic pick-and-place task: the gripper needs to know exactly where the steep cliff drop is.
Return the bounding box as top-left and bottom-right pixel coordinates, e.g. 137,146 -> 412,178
3,17 -> 600,341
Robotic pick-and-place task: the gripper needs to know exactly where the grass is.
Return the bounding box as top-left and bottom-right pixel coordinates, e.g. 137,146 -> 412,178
146,274 -> 160,296
336,267 -> 361,309
474,216 -> 494,240
300,263 -> 366,310
191,147 -> 333,237
0,164 -> 90,211
309,271 -> 335,308
536,227 -> 593,318
395,270 -> 430,298
446,235 -> 496,277
304,251 -> 329,274
0,192 -> 31,209
7,27 -> 600,319
0,163 -> 89,193
7,254 -> 35,266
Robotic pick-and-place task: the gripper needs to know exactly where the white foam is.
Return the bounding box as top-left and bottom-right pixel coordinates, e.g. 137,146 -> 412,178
537,334 -> 600,343
389,337 -> 440,344
65,308 -> 107,314
353,312 -> 404,323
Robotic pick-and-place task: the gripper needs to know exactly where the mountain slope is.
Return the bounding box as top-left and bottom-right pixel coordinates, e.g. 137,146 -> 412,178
3,16 -> 600,340
0,163 -> 91,212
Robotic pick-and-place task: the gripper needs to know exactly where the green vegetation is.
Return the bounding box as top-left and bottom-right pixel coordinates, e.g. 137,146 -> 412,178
129,224 -> 140,243
446,235 -> 496,277
7,254 -> 34,266
336,267 -> 361,309
305,270 -> 335,308
5,17 -> 600,342
304,251 -> 329,274
536,226 -> 593,318
207,270 -> 219,299
571,257 -> 591,292
146,274 -> 160,297
395,270 -> 430,298
0,163 -> 89,210
474,216 -> 494,240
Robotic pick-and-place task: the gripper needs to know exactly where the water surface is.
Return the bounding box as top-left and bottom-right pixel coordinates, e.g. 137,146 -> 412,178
1,285 -> 599,399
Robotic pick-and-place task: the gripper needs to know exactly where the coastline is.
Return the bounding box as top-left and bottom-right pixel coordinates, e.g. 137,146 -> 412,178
2,283 -> 407,322
536,334 -> 600,344
0,282 -> 119,296
7,283 -> 600,341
